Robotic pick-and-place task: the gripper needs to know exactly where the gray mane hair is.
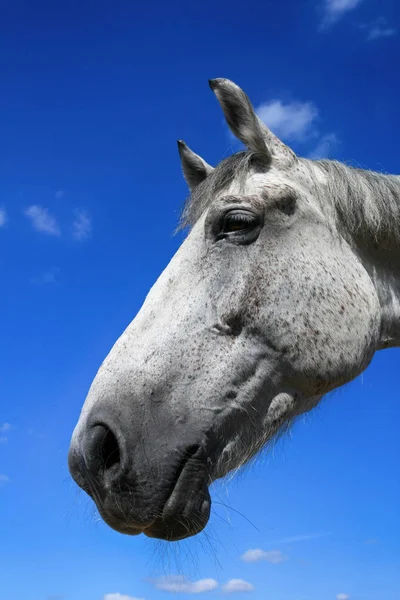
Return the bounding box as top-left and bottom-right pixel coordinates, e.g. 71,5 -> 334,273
308,159 -> 400,249
180,152 -> 400,250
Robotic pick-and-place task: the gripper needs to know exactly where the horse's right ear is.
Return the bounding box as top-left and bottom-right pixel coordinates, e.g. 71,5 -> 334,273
177,141 -> 214,191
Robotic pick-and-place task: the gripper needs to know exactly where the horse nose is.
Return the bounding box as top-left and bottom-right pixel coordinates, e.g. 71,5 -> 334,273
68,422 -> 123,491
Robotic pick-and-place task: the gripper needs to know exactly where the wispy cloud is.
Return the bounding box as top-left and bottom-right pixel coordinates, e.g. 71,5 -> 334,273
55,189 -> 65,199
308,133 -> 340,159
241,549 -> 287,564
73,209 -> 92,241
104,594 -> 144,600
0,423 -> 12,444
0,207 -> 7,227
362,17 -> 397,41
31,267 -> 60,285
337,594 -> 349,600
321,0 -> 364,28
27,427 -> 45,440
364,538 -> 378,545
274,531 -> 332,544
153,576 -> 218,593
222,580 -> 254,593
0,474 -> 10,484
257,100 -> 318,143
24,205 -> 61,236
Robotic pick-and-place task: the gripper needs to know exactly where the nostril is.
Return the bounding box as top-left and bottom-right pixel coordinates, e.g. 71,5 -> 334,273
85,424 -> 121,478
101,427 -> 121,471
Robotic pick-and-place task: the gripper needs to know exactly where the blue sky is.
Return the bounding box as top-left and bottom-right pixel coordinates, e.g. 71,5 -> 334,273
1,1 -> 399,599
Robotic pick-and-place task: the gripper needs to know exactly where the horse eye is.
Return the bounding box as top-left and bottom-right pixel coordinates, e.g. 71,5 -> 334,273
221,210 -> 259,234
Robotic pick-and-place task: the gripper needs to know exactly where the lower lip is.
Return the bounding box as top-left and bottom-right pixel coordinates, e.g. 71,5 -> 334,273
99,454 -> 211,539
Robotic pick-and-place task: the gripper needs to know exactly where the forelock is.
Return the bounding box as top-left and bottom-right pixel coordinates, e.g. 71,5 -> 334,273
179,151 -> 252,229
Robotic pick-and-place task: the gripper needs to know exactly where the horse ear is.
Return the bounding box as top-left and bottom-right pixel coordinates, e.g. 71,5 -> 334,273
209,78 -> 296,166
177,141 -> 214,191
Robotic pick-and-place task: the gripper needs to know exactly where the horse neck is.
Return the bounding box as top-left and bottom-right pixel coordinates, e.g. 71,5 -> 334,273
349,171 -> 400,349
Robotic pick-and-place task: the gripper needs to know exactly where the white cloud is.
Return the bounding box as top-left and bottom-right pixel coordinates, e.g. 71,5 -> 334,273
24,205 -> 61,236
31,267 -> 60,285
249,96 -> 338,160
104,594 -> 144,600
363,18 -> 397,41
73,209 -> 92,241
0,208 -> 7,227
241,548 -> 287,564
0,474 -> 10,484
55,189 -> 65,199
257,100 -> 318,142
337,594 -> 349,600
308,133 -> 340,159
321,0 -> 364,27
222,580 -> 254,593
154,576 -> 218,593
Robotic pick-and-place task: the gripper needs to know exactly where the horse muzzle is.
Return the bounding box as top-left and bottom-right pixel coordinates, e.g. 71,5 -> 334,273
68,420 -> 212,541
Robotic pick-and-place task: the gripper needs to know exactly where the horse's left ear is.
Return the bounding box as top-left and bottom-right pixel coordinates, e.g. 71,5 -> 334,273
177,141 -> 214,191
209,78 -> 296,167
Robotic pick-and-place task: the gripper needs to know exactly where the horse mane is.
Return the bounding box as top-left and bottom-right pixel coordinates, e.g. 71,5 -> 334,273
179,150 -> 400,249
308,159 -> 400,249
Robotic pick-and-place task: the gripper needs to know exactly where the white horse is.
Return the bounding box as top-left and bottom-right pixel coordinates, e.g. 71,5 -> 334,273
69,78 -> 400,541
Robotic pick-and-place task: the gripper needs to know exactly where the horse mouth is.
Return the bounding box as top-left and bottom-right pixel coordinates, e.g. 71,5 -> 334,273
93,447 -> 212,541
143,474 -> 211,541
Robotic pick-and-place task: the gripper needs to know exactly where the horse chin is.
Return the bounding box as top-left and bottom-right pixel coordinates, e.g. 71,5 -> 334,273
99,512 -> 144,537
